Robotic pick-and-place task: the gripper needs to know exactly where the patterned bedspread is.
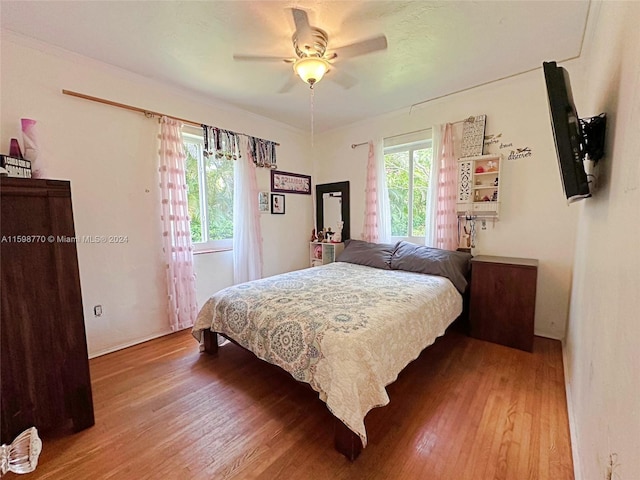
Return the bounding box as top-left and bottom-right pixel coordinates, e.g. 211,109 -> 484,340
192,262 -> 462,447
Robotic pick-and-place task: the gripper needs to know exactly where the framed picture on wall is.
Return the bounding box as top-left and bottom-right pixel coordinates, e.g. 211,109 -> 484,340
258,191 -> 269,213
271,170 -> 311,195
271,193 -> 285,214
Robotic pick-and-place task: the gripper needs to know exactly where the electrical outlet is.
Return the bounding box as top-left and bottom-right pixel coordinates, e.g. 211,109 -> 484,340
94,305 -> 103,317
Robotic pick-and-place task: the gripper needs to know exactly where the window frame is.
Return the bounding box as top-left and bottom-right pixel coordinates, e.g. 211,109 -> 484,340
384,139 -> 433,244
182,131 -> 233,253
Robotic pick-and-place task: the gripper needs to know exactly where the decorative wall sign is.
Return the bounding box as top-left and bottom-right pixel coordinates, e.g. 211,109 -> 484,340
508,147 -> 533,160
461,115 -> 487,157
271,170 -> 311,195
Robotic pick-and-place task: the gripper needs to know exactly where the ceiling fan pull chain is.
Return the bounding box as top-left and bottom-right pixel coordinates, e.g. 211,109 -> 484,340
310,86 -> 315,147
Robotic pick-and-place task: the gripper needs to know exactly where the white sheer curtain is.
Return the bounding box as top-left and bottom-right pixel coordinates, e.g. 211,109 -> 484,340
362,139 -> 391,243
233,139 -> 263,283
424,125 -> 441,247
158,116 -> 198,331
434,123 -> 459,251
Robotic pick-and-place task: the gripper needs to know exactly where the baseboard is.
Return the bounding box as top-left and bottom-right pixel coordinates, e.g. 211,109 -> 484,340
561,340 -> 583,480
534,329 -> 564,341
89,329 -> 174,359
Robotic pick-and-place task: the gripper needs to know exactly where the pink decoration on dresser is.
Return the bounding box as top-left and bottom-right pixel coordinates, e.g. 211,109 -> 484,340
158,116 -> 197,331
435,123 -> 458,251
21,119 -> 43,177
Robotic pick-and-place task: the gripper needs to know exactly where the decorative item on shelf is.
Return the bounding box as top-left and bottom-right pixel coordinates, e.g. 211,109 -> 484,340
313,244 -> 323,259
21,119 -> 41,178
492,190 -> 498,202
0,427 -> 42,476
310,229 -> 317,242
333,221 -> 343,243
493,177 -> 499,186
317,230 -> 325,242
9,139 -> 23,159
474,190 -> 480,202
325,227 -> 334,242
475,165 -> 485,174
486,160 -> 497,172
482,195 -> 491,202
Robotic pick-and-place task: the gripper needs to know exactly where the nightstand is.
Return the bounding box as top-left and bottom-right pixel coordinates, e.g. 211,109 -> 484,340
469,255 -> 538,352
309,242 -> 344,267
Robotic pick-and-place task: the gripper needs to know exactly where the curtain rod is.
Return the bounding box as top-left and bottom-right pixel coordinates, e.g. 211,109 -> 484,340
61,89 -> 280,146
351,118 -> 474,149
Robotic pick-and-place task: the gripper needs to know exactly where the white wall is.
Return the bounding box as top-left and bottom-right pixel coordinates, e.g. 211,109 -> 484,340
0,32 -> 313,357
313,70 -> 579,339
564,2 -> 640,479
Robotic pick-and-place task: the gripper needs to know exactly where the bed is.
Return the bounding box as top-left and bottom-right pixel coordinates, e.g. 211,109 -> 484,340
192,240 -> 472,460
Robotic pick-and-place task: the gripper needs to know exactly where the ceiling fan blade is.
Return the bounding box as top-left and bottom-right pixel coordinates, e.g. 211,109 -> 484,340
331,35 -> 388,60
326,67 -> 358,89
233,54 -> 289,62
291,8 -> 314,49
278,74 -> 299,94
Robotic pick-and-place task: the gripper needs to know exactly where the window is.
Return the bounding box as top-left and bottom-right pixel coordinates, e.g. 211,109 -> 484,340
183,132 -> 234,250
384,139 -> 433,242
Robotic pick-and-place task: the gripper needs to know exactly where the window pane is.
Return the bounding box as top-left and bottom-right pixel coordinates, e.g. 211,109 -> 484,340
385,151 -> 410,237
411,148 -> 432,236
205,157 -> 234,241
184,142 -> 203,243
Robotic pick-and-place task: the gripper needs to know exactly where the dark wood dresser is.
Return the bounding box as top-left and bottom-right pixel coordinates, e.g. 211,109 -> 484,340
469,255 -> 538,352
1,177 -> 94,443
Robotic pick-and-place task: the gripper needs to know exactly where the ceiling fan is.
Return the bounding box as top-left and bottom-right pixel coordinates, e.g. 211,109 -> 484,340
233,8 -> 388,91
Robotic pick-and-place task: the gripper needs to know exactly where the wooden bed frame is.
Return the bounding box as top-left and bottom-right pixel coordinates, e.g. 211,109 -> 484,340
202,329 -> 363,460
200,276 -> 471,461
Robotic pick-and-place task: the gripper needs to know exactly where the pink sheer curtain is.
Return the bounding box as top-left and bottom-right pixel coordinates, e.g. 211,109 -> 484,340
435,123 -> 459,251
158,116 -> 197,331
362,141 -> 379,242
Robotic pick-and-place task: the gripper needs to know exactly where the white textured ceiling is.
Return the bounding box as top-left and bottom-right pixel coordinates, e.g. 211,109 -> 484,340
1,1 -> 590,132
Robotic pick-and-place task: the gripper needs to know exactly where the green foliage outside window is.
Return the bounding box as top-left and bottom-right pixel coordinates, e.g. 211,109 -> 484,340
384,146 -> 432,238
184,139 -> 234,244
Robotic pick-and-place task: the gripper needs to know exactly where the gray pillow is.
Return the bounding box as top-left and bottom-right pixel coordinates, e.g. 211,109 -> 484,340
390,241 -> 472,293
336,239 -> 398,270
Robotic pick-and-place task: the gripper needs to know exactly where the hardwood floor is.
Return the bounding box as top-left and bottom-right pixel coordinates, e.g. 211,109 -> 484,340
19,329 -> 574,479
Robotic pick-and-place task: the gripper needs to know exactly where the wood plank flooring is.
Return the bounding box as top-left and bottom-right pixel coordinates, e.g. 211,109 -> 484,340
19,329 -> 574,479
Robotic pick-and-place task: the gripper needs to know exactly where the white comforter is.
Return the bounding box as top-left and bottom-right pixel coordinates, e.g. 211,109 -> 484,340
193,262 -> 462,447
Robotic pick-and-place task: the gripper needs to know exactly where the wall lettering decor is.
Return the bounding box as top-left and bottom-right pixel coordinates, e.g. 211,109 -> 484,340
507,147 -> 533,160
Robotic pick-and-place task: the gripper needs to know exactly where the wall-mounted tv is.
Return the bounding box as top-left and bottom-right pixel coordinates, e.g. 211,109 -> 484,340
542,61 -> 591,203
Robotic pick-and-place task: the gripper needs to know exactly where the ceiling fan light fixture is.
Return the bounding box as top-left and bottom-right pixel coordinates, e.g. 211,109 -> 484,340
294,57 -> 329,86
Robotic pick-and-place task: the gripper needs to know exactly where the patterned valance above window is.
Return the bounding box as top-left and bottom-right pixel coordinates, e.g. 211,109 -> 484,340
202,125 -> 277,169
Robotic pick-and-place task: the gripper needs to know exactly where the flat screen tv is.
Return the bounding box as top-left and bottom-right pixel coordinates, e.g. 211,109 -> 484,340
543,61 -> 591,203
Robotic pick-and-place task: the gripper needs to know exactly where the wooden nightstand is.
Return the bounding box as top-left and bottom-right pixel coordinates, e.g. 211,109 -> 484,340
469,255 -> 538,352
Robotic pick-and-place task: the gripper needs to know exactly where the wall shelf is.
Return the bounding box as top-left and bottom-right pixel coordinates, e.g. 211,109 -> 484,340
457,154 -> 502,218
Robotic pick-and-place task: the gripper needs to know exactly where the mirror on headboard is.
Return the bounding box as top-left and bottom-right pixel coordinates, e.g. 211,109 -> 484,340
316,181 -> 350,241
